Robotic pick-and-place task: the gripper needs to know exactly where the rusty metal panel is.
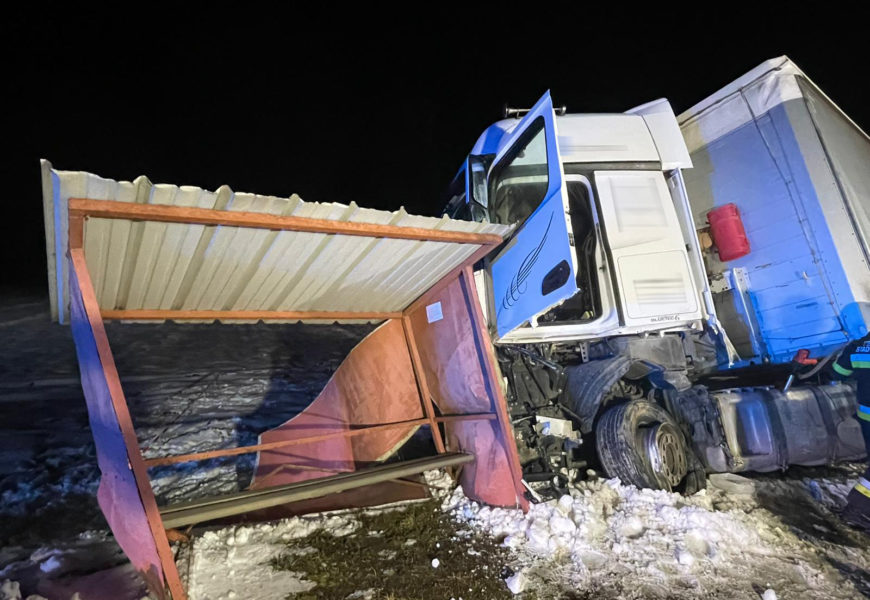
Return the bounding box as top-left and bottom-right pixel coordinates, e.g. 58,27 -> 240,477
41,161 -> 511,323
405,277 -> 526,508
253,319 -> 423,482
68,262 -> 168,598
249,319 -> 429,516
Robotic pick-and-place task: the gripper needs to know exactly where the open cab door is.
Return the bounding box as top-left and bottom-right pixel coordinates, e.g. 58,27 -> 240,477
486,92 -> 577,339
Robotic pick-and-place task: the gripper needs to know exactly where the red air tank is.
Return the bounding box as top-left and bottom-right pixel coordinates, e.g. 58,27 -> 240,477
707,203 -> 750,261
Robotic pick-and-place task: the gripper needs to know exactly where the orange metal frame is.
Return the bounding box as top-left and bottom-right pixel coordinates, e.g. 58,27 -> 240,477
66,197 -> 521,599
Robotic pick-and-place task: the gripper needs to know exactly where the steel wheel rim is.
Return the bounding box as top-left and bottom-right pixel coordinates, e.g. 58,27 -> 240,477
642,421 -> 688,489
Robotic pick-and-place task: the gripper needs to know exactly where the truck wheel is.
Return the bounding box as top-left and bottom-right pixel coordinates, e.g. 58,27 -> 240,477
595,400 -> 704,493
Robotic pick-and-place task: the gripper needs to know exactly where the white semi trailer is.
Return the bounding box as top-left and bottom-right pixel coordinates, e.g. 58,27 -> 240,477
443,56 -> 869,493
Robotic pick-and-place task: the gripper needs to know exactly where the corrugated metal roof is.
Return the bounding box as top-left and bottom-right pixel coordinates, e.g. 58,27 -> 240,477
41,160 -> 510,323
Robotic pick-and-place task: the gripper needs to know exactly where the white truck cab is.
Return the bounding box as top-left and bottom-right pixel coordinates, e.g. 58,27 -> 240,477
445,92 -> 712,345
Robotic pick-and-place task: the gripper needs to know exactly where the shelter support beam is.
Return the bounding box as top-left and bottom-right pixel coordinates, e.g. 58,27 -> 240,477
143,414 -> 496,468
402,316 -> 447,454
100,309 -> 401,321
460,266 -> 529,511
144,418 -> 429,467
69,248 -> 187,600
158,453 -> 474,529
68,198 -> 504,245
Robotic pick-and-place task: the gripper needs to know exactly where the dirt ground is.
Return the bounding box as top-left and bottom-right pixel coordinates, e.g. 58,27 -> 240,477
269,500 -> 517,600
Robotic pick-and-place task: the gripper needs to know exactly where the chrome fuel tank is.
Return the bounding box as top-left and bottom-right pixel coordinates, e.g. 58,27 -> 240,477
676,382 -> 866,473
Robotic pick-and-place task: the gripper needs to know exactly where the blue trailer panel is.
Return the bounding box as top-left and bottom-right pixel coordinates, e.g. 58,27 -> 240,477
680,57 -> 870,366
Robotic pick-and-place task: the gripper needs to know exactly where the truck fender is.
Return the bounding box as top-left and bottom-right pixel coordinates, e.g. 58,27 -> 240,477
561,356 -> 631,434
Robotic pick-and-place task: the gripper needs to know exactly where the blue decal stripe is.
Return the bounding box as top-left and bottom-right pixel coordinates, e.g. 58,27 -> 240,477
858,405 -> 870,422
501,212 -> 554,311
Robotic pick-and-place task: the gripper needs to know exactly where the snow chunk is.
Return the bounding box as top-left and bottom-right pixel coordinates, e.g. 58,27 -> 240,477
675,548 -> 695,566
38,555 -> 64,575
556,494 -> 574,515
708,473 -> 756,496
0,581 -> 20,600
505,569 -> 528,594
618,516 -> 644,539
525,520 -> 552,554
423,468 -> 456,500
685,530 -> 712,558
550,514 -> 576,536
577,550 -> 607,571
762,589 -> 777,600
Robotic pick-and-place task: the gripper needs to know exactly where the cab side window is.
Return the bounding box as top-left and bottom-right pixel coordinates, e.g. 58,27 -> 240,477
488,118 -> 549,227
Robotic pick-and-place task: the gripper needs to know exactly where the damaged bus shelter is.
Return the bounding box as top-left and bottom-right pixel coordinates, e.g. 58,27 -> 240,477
41,161 -> 528,600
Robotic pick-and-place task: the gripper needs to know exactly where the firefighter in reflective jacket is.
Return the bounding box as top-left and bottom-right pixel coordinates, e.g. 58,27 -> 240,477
832,333 -> 870,531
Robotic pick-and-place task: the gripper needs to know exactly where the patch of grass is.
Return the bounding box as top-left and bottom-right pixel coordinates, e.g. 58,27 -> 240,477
270,500 -> 522,600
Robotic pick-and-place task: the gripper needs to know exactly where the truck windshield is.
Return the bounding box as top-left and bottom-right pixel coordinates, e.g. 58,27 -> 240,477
488,118 -> 548,226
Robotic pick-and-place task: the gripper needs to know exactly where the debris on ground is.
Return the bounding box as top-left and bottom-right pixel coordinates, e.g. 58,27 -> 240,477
443,469 -> 870,599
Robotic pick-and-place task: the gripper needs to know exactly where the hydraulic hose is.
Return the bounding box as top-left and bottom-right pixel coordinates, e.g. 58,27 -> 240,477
796,350 -> 835,380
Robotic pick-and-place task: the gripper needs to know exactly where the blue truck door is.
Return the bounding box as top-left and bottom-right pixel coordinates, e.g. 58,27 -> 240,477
487,91 -> 577,338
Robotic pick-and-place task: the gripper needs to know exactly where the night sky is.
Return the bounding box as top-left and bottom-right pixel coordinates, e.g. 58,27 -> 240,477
4,9 -> 866,291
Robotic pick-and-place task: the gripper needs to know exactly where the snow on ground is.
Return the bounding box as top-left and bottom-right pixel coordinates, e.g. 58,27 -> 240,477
444,470 -> 870,599
172,466 -> 870,600
2,293 -> 870,599
183,513 -> 359,600
181,471 -> 459,600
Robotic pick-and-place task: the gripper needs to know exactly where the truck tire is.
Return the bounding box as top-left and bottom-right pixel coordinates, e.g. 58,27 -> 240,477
595,400 -> 705,493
